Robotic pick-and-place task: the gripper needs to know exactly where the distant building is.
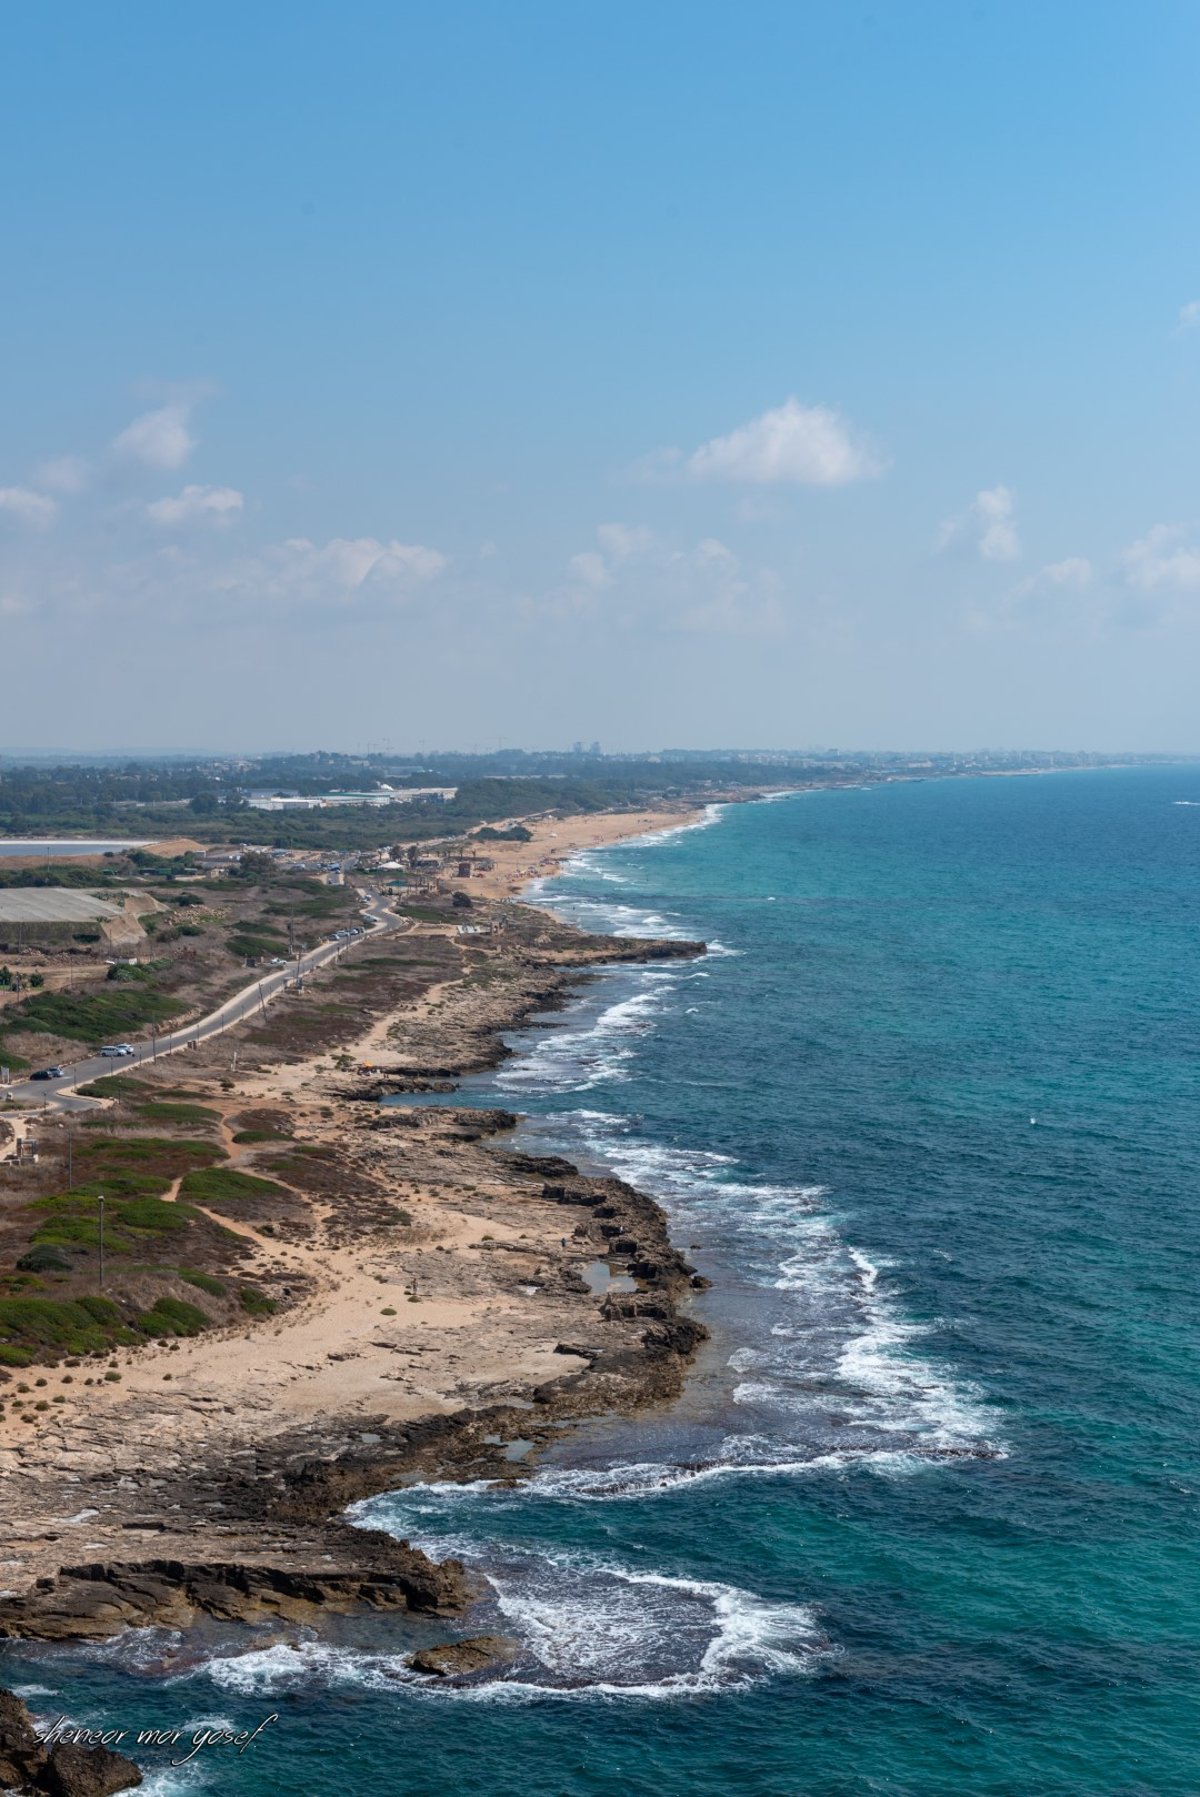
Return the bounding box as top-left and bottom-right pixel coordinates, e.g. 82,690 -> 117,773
245,787 -> 457,811
0,889 -> 148,950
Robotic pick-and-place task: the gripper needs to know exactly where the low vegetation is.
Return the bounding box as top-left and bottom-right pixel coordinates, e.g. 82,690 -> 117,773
0,1295 -> 141,1359
179,1268 -> 226,1296
179,1166 -> 287,1203
133,1100 -> 219,1129
137,1295 -> 209,1337
239,1286 -> 277,1316
0,971 -> 184,1070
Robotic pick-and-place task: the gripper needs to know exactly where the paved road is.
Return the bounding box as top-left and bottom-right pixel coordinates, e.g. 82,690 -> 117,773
2,889 -> 397,1111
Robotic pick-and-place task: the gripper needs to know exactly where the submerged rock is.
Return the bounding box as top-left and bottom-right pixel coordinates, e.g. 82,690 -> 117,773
407,1635 -> 518,1678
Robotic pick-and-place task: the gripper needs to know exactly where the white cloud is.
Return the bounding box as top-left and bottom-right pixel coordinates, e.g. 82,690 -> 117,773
147,484 -> 244,527
566,550 -> 611,590
253,535 -> 447,603
113,403 -> 195,470
1177,300 -> 1200,331
1013,556 -> 1093,597
0,485 -> 57,527
595,521 -> 655,559
974,485 -> 1020,561
558,523 -> 783,633
34,455 -> 89,494
682,397 -> 883,487
1123,524 -> 1200,592
939,485 -> 1020,561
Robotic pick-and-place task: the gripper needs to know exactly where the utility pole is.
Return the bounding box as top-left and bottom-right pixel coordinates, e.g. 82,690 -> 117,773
67,1126 -> 73,1189
98,1194 -> 105,1290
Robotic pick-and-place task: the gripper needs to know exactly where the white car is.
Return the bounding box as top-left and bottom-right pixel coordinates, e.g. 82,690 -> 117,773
98,1043 -> 135,1058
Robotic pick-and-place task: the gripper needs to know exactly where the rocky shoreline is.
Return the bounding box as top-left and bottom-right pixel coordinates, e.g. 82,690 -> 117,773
0,898 -> 712,1670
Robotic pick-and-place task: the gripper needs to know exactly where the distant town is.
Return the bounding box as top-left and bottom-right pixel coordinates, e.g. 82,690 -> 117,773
0,745 -> 1176,857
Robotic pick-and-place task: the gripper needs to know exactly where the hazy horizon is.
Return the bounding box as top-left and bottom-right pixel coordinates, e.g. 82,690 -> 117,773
1,743 -> 1195,766
4,3 -> 1200,752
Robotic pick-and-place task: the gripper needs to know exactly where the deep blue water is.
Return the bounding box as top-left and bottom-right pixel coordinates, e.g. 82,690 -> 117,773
6,767 -> 1200,1794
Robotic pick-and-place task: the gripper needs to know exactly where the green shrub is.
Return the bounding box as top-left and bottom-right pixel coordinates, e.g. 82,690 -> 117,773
16,1246 -> 71,1274
0,1297 -> 135,1357
114,1197 -> 195,1234
75,1074 -> 151,1100
0,977 -> 181,1050
76,1136 -> 222,1187
75,1295 -> 121,1325
179,1168 -> 286,1203
239,1287 -> 277,1316
135,1102 -> 218,1129
226,927 -> 288,960
179,1268 -> 225,1297
137,1296 -> 208,1337
0,1345 -> 33,1367
32,1189 -> 199,1253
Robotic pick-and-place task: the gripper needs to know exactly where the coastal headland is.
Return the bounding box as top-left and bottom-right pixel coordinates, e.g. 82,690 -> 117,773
0,806 -> 712,1658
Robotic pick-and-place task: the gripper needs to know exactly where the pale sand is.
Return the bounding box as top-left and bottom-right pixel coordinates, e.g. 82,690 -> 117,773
439,806 -> 704,900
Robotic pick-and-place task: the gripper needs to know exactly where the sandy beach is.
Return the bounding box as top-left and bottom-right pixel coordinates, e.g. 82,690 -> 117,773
442,806 -> 705,898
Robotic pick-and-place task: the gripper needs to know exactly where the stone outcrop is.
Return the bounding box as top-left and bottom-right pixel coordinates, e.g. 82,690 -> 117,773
0,1688 -> 142,1795
0,1541 -> 470,1643
407,1635 -> 518,1678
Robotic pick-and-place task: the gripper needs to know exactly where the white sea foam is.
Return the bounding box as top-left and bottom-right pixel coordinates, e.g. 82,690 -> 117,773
547,1109 -> 1001,1458
190,1546 -> 822,1704
533,893 -> 692,942
494,974 -> 681,1094
484,1561 -> 820,1697
635,803 -> 727,845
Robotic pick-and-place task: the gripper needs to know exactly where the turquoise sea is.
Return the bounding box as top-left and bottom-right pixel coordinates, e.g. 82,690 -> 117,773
6,766 -> 1200,1794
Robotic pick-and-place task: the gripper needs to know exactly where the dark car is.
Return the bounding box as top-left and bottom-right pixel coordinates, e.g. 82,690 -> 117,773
31,1066 -> 66,1081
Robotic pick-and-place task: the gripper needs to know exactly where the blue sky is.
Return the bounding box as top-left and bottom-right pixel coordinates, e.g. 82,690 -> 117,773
3,1 -> 1200,752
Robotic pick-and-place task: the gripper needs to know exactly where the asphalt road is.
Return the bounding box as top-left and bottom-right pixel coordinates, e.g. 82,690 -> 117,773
1,889 -> 398,1111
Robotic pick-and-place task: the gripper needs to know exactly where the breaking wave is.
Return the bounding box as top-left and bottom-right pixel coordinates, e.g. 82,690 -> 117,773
188,1541 -> 825,1703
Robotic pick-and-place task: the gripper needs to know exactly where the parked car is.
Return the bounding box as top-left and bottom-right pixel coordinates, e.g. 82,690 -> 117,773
31,1066 -> 66,1081
99,1043 -> 135,1057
